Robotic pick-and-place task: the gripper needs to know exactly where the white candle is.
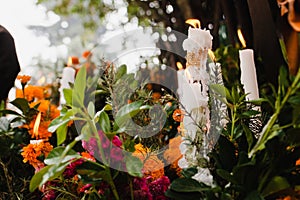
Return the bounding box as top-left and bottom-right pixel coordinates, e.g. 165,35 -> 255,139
59,67 -> 76,105
239,49 -> 259,101
183,27 -> 212,52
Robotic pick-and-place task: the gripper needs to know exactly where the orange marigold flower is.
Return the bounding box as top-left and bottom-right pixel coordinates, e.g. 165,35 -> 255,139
26,118 -> 53,140
31,100 -> 50,113
16,85 -> 47,102
82,51 -> 92,59
143,155 -> 165,180
133,143 -> 165,180
172,109 -> 184,122
49,105 -> 60,119
17,75 -> 31,84
21,141 -> 53,168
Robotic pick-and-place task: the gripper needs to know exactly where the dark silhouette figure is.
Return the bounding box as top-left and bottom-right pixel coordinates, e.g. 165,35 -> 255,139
0,25 -> 20,102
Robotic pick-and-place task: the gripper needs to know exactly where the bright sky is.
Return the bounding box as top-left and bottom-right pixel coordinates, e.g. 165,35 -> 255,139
0,0 -> 60,70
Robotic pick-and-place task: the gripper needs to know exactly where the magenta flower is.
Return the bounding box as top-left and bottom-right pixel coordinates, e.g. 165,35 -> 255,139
148,176 -> 170,200
133,177 -> 153,200
112,135 -> 122,147
63,158 -> 84,179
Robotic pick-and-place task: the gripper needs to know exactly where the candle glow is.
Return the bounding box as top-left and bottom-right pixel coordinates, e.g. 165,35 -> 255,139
185,19 -> 201,28
176,62 -> 184,70
237,28 -> 247,48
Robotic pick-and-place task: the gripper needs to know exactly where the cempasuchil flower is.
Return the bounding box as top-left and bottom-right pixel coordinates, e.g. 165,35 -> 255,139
17,75 -> 31,85
21,141 -> 53,169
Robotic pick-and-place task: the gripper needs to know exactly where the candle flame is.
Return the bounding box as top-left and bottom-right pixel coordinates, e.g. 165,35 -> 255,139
67,56 -> 80,67
237,28 -> 246,48
33,112 -> 42,138
208,50 -> 216,62
176,62 -> 183,70
185,19 -> 201,28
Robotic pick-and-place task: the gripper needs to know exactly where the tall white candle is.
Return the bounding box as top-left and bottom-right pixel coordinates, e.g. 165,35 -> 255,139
59,67 -> 76,105
239,49 -> 259,101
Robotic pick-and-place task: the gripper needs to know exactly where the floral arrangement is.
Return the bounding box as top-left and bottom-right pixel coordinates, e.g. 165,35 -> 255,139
0,45 -> 300,200
0,54 -> 184,199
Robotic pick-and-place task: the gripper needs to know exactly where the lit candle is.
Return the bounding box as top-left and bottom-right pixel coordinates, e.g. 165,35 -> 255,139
59,67 -> 76,105
239,49 -> 259,101
237,28 -> 259,101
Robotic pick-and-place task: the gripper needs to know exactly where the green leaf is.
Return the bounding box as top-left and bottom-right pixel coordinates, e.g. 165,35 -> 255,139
56,123 -> 68,145
115,64 -> 127,80
209,84 -> 227,98
10,98 -> 30,114
99,111 -> 111,134
114,100 -> 144,129
80,123 -> 93,141
170,178 -> 208,193
248,98 -> 268,106
181,167 -> 198,178
0,109 -> 22,117
241,110 -> 260,117
87,102 -> 95,118
125,155 -> 143,177
73,66 -> 87,107
48,110 -> 74,132
44,146 -> 80,165
289,95 -> 300,106
242,124 -> 254,151
40,161 -> 72,188
261,176 -> 290,197
29,165 -> 52,191
63,88 -> 73,105
279,66 -> 289,89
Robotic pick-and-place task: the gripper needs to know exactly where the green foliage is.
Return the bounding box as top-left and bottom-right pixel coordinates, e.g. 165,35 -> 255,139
168,64 -> 300,199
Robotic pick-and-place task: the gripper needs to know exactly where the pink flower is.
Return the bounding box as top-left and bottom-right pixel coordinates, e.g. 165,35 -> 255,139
112,135 -> 122,147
